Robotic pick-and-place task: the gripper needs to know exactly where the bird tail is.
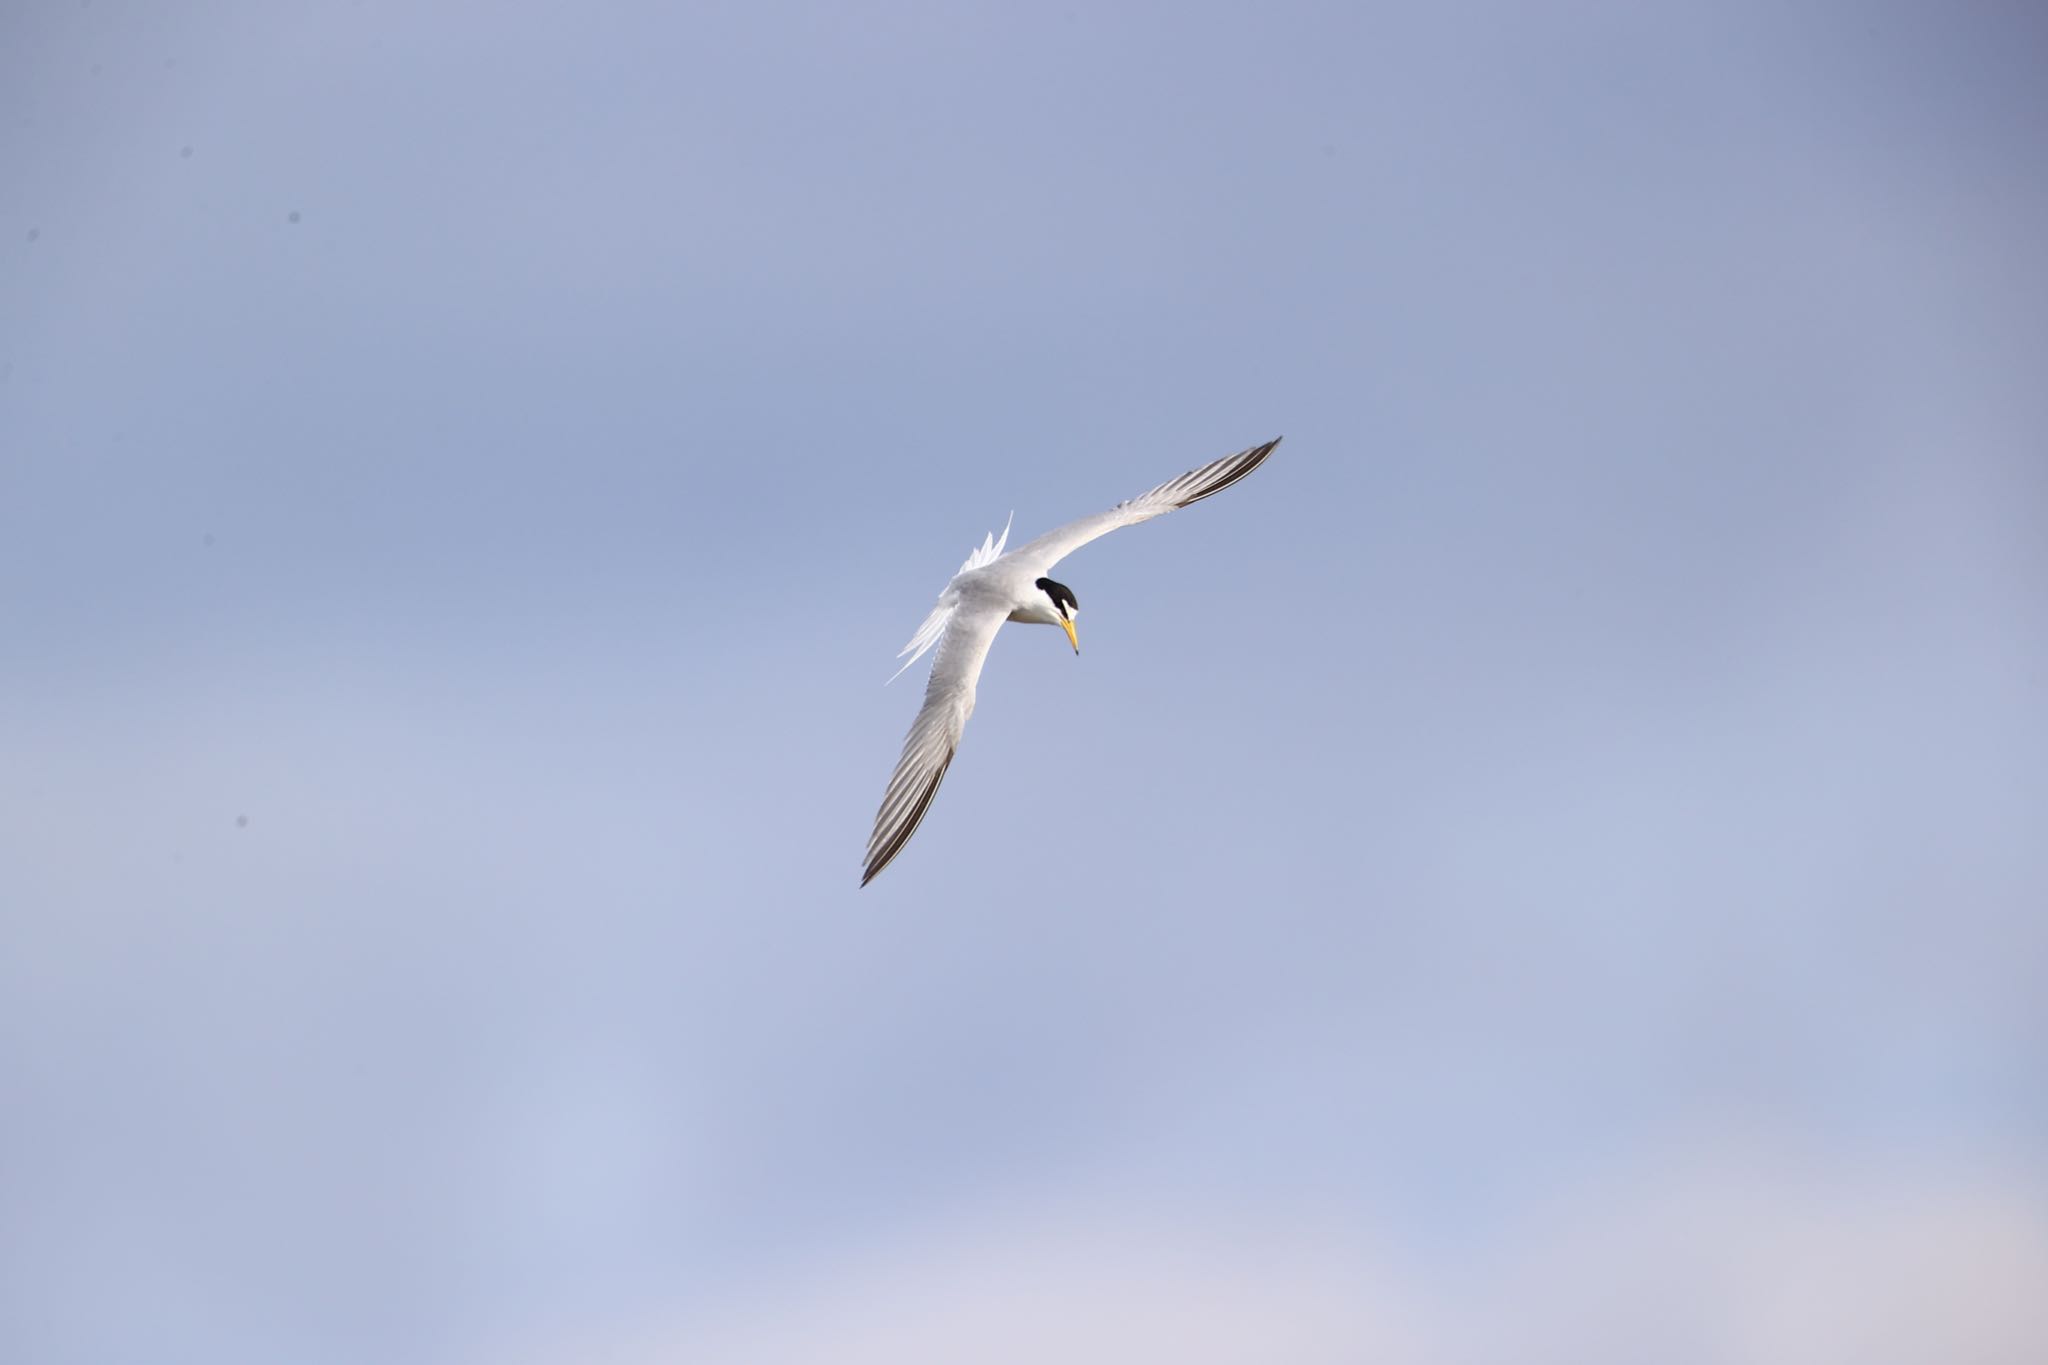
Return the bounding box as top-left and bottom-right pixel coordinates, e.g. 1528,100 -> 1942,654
956,511 -> 1013,575
888,599 -> 953,684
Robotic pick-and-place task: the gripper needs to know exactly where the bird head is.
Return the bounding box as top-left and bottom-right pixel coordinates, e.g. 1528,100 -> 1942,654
1034,577 -> 1081,653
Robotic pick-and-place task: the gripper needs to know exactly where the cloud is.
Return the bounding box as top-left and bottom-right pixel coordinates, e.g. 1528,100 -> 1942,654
535,1204 -> 1429,1365
526,1143 -> 2048,1365
1491,1141 -> 2048,1365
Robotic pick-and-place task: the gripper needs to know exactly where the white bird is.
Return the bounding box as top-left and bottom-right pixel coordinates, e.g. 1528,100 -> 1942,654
863,437 -> 1282,886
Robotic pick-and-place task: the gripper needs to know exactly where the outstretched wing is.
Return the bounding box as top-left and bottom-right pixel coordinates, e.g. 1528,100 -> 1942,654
863,603 -> 1008,886
1005,437 -> 1281,573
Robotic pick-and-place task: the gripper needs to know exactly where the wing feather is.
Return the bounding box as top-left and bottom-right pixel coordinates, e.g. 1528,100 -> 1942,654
1005,437 -> 1281,573
863,604 -> 1007,885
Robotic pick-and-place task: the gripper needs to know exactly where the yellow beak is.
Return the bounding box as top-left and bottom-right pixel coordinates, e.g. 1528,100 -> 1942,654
1059,617 -> 1080,654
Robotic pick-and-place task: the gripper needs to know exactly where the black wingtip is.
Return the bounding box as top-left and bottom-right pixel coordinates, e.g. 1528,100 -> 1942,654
860,746 -> 956,888
1168,436 -> 1283,511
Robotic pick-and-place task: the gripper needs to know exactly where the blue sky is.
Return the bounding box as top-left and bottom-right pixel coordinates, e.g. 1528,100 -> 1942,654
5,2 -> 2045,1361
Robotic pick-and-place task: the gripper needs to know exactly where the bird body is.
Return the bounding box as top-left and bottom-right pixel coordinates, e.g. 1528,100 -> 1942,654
863,437 -> 1281,886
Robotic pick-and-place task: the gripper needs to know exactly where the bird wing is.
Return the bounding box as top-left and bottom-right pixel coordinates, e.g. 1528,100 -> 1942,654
863,601 -> 1008,885
1005,437 -> 1281,573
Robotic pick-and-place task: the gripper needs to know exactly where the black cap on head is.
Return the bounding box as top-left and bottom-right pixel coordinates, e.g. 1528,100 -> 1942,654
1035,577 -> 1078,618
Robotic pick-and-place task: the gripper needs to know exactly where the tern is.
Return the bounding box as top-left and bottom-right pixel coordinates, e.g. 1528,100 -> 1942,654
863,437 -> 1281,886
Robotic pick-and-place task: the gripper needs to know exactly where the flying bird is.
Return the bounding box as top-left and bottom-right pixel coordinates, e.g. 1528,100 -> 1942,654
863,437 -> 1281,886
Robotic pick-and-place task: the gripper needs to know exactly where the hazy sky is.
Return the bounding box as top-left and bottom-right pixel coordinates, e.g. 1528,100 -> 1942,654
5,3 -> 2045,1362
